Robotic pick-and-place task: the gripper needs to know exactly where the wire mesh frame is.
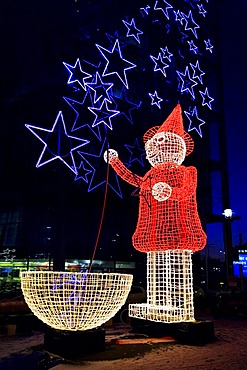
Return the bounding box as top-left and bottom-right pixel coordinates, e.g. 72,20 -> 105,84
21,271 -> 133,331
129,250 -> 195,323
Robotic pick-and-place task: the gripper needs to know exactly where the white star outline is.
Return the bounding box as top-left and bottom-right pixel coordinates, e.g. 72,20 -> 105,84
63,58 -> 92,91
96,39 -> 136,89
184,106 -> 206,138
88,100 -> 120,130
150,53 -> 169,77
85,71 -> 113,104
25,111 -> 90,174
181,10 -> 200,39
148,91 -> 163,109
190,60 -> 205,84
177,66 -> 198,99
122,18 -> 143,44
199,87 -> 214,109
154,0 -> 173,20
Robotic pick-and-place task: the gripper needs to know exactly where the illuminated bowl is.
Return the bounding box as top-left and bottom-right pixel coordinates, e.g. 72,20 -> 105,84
21,271 -> 133,331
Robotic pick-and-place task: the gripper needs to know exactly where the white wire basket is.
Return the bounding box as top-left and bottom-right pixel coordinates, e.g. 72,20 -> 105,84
21,271 -> 133,331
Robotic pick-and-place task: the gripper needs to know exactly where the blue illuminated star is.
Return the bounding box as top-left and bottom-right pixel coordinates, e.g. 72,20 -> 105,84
63,91 -> 102,140
77,138 -> 122,197
85,72 -> 113,104
111,87 -> 141,124
149,91 -> 163,109
96,39 -> 136,89
150,53 -> 169,77
188,40 -> 198,54
160,46 -> 173,62
177,66 -> 198,99
63,58 -> 92,90
190,60 -> 205,84
88,100 -> 120,130
154,0 -> 173,20
197,4 -> 207,17
173,10 -> 185,24
125,138 -> 146,167
25,111 -> 90,174
199,87 -> 214,109
181,10 -> 200,38
74,158 -> 94,183
122,18 -> 143,44
204,39 -> 214,53
184,106 -> 205,137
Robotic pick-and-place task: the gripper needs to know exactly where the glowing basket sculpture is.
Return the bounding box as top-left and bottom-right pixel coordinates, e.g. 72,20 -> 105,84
21,271 -> 133,331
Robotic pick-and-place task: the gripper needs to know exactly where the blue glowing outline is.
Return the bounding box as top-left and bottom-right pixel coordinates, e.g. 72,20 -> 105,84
140,5 -> 151,16
190,60 -> 205,84
160,46 -> 173,62
199,87 -> 214,109
184,106 -> 205,138
96,39 -> 136,89
122,18 -> 143,44
204,39 -> 214,53
63,93 -> 102,141
63,58 -> 92,91
197,4 -> 207,17
148,91 -> 163,109
105,31 -> 126,49
124,138 -> 146,167
85,71 -> 113,104
173,9 -> 185,24
78,137 -> 122,197
25,111 -> 90,174
187,40 -> 199,54
177,66 -> 198,99
88,100 -> 120,130
181,10 -> 200,39
154,0 -> 173,20
74,157 -> 94,183
110,87 -> 142,124
150,53 -> 169,77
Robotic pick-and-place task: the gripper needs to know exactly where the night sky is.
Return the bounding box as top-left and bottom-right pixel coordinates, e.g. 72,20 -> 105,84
0,0 -> 247,262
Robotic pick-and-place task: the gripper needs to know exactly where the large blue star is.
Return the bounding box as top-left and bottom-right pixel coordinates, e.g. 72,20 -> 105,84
25,111 -> 90,174
63,58 -> 92,90
88,100 -> 120,130
96,39 -> 136,89
122,18 -> 143,44
154,0 -> 173,20
184,106 -> 205,138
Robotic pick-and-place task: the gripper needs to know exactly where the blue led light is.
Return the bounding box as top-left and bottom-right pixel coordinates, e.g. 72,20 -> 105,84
96,39 -> 136,89
86,71 -> 113,104
25,111 -> 90,174
204,38 -> 214,53
88,100 -> 120,130
124,138 -> 146,167
110,87 -> 141,124
148,90 -> 163,109
187,40 -> 199,54
154,0 -> 173,20
63,58 -> 92,91
122,18 -> 143,44
177,66 -> 198,99
150,53 -> 169,77
190,60 -> 205,84
181,10 -> 200,38
160,46 -> 173,62
184,106 -> 205,137
197,4 -> 207,17
199,87 -> 214,109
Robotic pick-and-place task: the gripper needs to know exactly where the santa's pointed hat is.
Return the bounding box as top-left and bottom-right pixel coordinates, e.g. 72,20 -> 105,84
143,104 -> 194,156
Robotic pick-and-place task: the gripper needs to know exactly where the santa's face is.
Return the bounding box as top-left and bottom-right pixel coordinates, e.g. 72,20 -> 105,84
145,131 -> 186,167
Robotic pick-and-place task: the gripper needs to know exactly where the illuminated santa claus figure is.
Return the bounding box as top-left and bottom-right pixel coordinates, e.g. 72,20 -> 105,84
104,104 -> 206,323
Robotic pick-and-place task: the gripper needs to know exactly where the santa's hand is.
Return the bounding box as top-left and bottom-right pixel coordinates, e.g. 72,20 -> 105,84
152,182 -> 172,201
103,149 -> 118,163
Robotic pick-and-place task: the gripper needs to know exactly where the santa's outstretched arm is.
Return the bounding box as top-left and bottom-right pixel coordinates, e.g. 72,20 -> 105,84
104,149 -> 143,188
